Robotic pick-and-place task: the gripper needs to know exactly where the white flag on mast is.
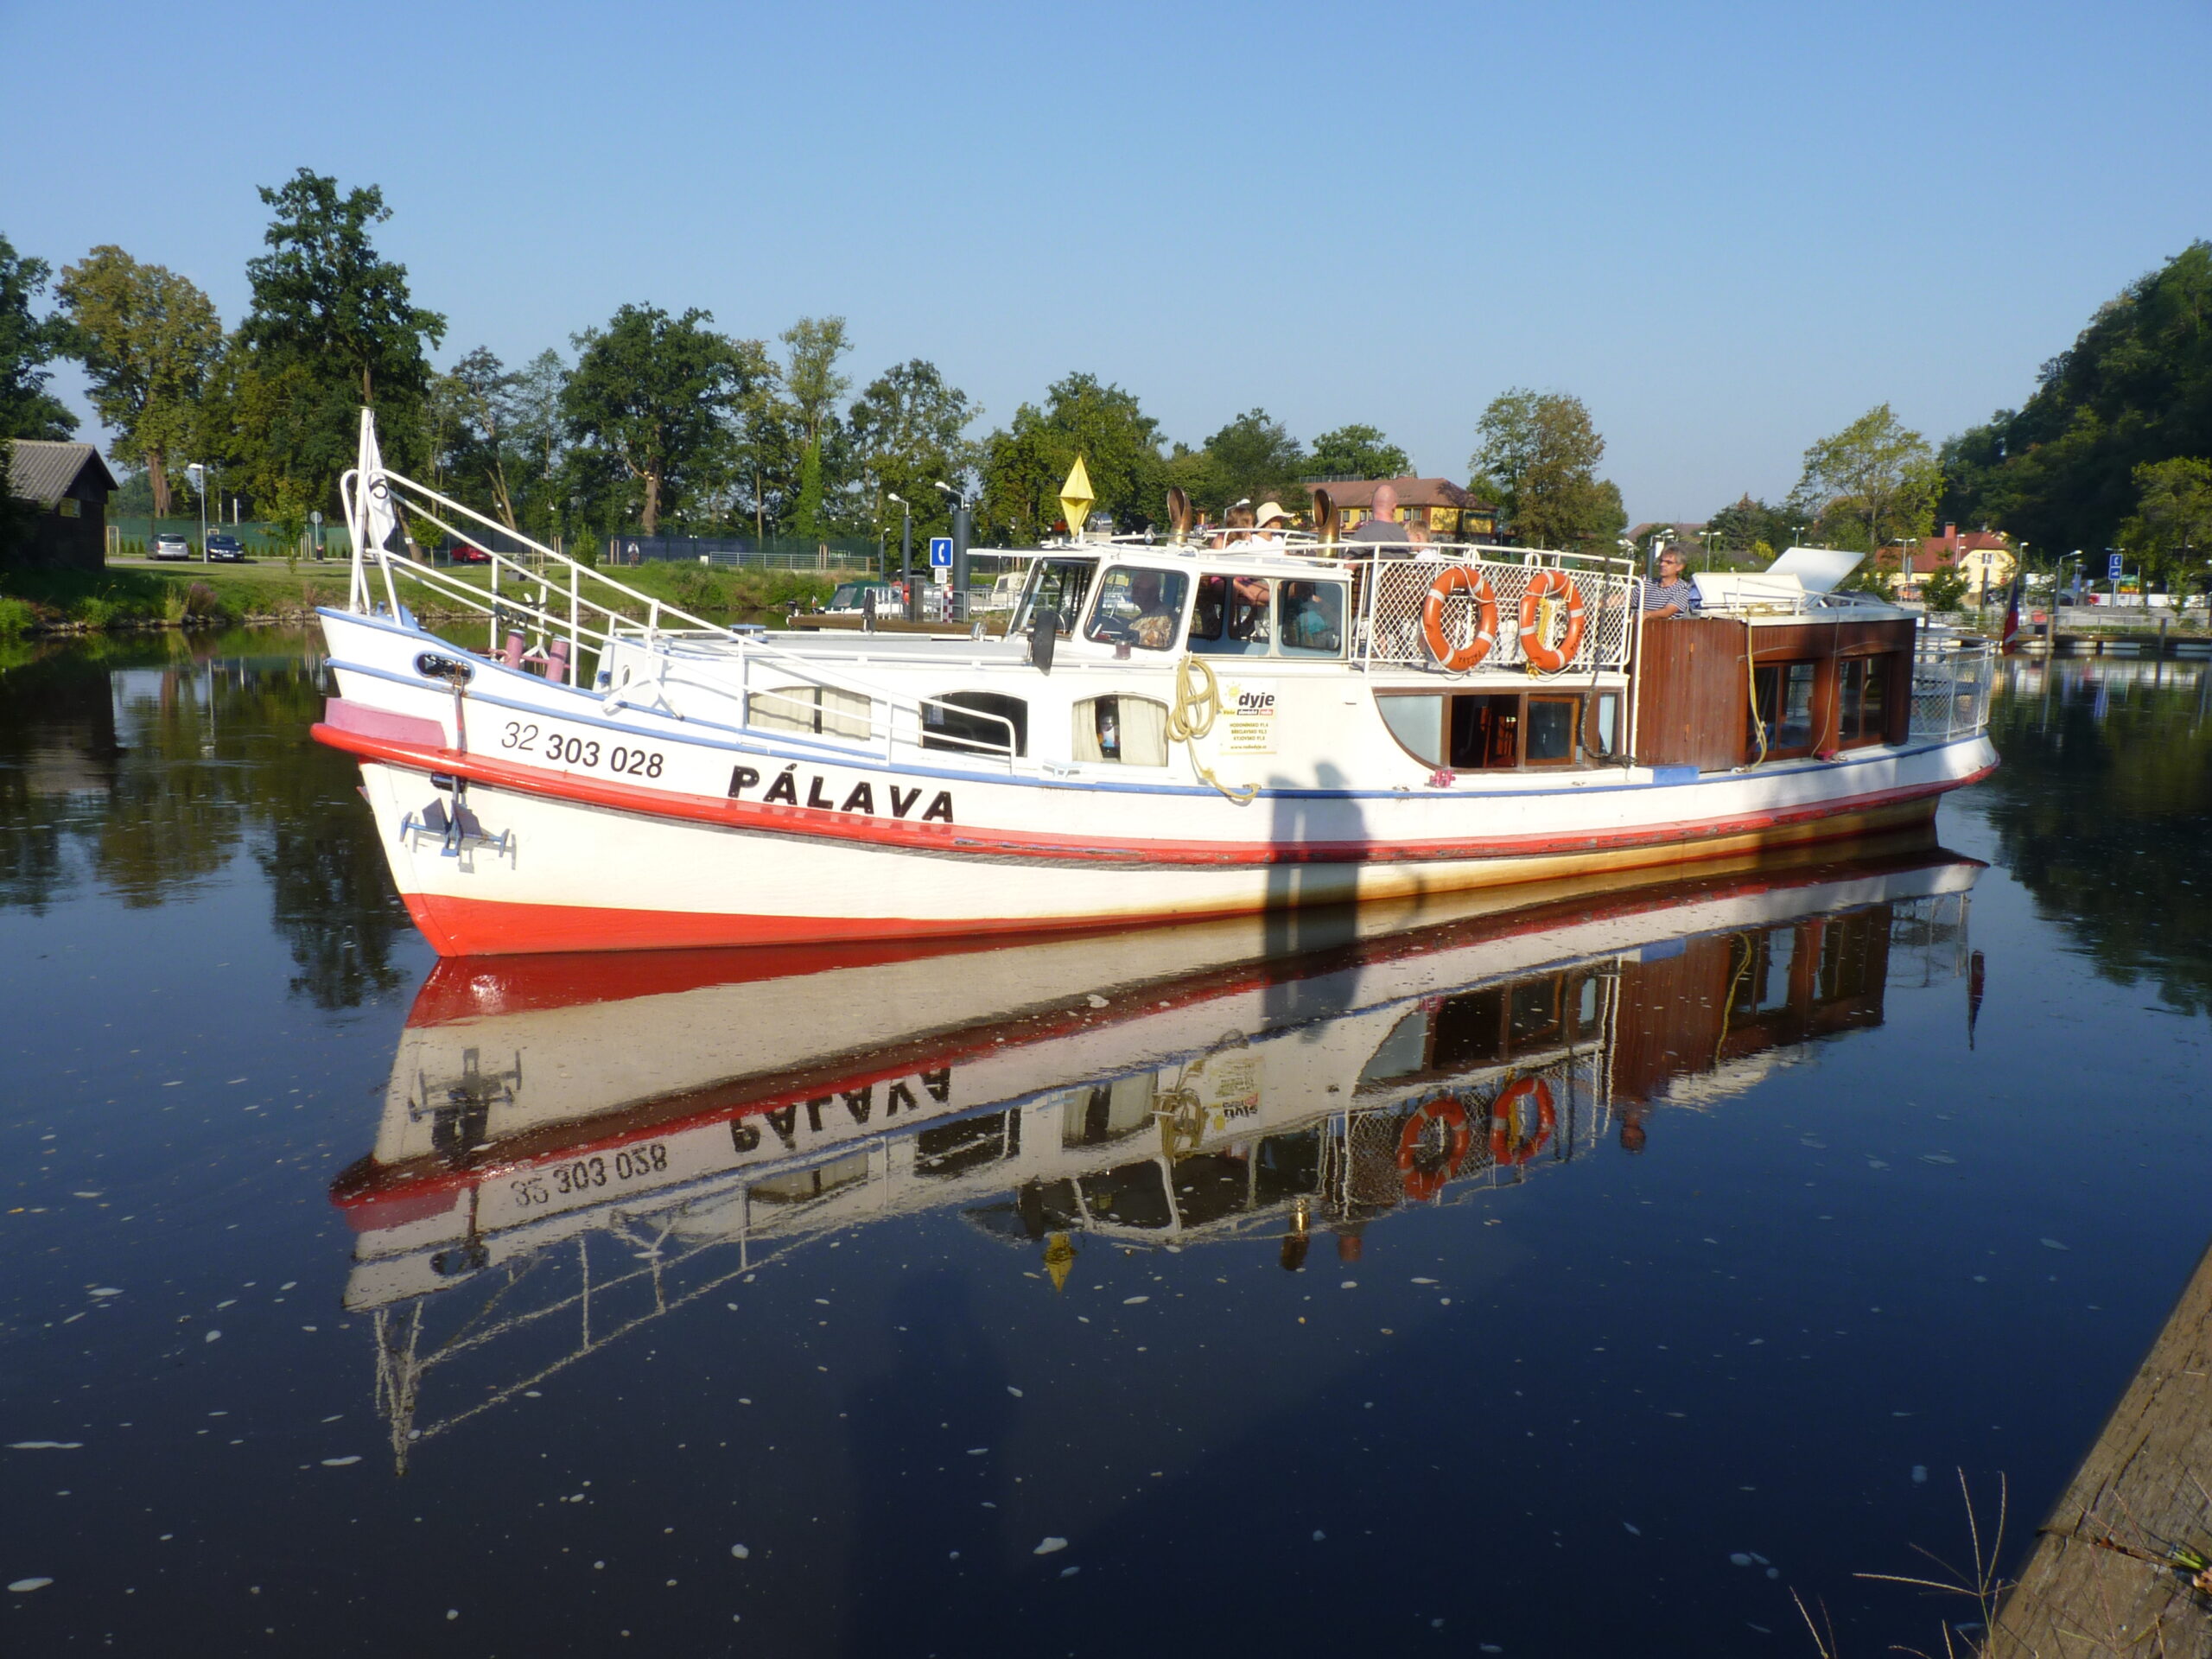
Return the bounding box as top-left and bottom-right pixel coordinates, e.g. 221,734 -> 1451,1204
356,409 -> 398,557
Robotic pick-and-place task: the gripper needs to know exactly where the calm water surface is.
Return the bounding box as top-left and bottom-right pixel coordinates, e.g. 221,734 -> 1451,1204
3,633 -> 2209,1656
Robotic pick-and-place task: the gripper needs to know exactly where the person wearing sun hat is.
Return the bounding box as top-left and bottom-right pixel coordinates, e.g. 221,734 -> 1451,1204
1250,501 -> 1293,547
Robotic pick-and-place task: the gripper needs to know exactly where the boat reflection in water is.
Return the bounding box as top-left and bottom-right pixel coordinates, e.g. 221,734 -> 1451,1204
334,835 -> 1980,1465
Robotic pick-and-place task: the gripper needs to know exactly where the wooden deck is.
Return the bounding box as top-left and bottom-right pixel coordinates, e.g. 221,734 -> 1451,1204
1991,1239 -> 2212,1656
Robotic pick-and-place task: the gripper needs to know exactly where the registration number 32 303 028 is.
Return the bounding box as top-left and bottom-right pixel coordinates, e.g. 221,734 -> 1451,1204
499,721 -> 665,779
508,1142 -> 671,1207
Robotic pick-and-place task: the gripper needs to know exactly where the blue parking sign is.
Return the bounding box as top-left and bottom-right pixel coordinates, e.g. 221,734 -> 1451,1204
929,537 -> 954,569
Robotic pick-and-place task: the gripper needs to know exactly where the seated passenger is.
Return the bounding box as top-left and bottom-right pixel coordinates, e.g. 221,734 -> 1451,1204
1251,501 -> 1294,547
1641,547 -> 1702,619
1279,581 -> 1343,653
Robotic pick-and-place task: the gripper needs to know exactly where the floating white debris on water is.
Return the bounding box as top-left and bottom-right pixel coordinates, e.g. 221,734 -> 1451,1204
204,1331 -> 220,1344
1867,1159 -> 1889,1169
1912,1465 -> 1929,1483
1340,1280 -> 1357,1290
1007,1386 -> 1023,1398
1122,1296 -> 1147,1306
1730,1553 -> 1753,1567
1411,1276 -> 1438,1285
2041,1238 -> 2070,1251
9,1441 -> 83,1451
1312,1530 -> 1325,1542
1059,1566 -> 1079,1578
90,1287 -> 122,1298
966,1447 -> 988,1456
1623,1522 -> 1641,1535
8,1579 -> 54,1593
1921,1154 -> 1957,1165
1033,1537 -> 1068,1555
320,1456 -> 360,1467
730,1544 -> 749,1559
446,1609 -> 458,1621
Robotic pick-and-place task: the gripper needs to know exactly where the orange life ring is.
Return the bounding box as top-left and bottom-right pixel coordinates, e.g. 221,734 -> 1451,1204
1396,1095 -> 1475,1201
1490,1077 -> 1556,1166
1419,564 -> 1499,672
1517,569 -> 1587,673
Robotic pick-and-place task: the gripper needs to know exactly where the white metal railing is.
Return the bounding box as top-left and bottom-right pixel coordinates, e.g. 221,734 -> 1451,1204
1355,546 -> 1641,674
338,455 -> 1020,766
1909,636 -> 1996,740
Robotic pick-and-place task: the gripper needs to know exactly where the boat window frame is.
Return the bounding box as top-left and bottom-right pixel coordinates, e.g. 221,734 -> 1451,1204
1373,687 -> 1610,772
1010,556 -> 1100,639
1084,563 -> 1192,652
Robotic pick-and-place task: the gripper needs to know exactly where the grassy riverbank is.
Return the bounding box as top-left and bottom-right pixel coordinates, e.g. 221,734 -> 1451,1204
0,557 -> 839,637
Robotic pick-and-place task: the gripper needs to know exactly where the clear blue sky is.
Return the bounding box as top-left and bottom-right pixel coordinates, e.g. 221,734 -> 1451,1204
6,0 -> 2208,523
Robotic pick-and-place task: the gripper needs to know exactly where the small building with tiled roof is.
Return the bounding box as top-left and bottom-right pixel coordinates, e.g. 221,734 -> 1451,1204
1877,522 -> 2017,600
1304,476 -> 1499,540
5,440 -> 118,572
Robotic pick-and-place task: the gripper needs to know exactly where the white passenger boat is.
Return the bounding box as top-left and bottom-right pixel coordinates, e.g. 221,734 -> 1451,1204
315,414 -> 1998,955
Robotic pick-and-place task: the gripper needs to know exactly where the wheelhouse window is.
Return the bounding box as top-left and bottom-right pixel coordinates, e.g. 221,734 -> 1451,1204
1084,566 -> 1189,652
921,691 -> 1027,757
1011,557 -> 1098,638
1837,655 -> 1893,747
1451,695 -> 1522,769
1751,661 -> 1817,754
1584,690 -> 1622,756
1072,696 -> 1169,766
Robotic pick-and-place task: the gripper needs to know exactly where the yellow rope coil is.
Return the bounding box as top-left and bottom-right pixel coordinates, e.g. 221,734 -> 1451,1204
1168,654 -> 1258,805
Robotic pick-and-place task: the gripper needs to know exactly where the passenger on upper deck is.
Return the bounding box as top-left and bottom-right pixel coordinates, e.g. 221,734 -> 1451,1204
1349,482 -> 1409,550
1251,502 -> 1294,548
1211,503 -> 1257,550
1641,548 -> 1702,619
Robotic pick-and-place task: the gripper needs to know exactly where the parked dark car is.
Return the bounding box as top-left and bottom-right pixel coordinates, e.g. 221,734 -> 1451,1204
205,534 -> 245,563
151,532 -> 193,561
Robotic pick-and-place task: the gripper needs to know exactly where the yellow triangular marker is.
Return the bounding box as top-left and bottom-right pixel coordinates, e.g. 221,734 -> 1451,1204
1059,455 -> 1094,541
1043,1231 -> 1076,1293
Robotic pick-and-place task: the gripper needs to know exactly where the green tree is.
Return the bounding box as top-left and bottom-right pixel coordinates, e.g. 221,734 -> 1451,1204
1191,408 -> 1305,514
55,248 -> 226,518
232,170 -> 447,515
846,359 -> 979,540
1469,389 -> 1624,551
1941,243 -> 2212,557
1705,494 -> 1805,563
780,315 -> 851,450
1305,423 -> 1410,481
2120,456 -> 2212,593
1920,565 -> 1970,611
1795,403 -> 1940,554
434,346 -> 526,529
0,232 -> 75,440
977,372 -> 1166,542
563,304 -> 763,534
792,435 -> 824,542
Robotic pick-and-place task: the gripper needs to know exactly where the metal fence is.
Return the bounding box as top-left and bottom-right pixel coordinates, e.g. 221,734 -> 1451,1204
1909,637 -> 1997,740
604,533 -> 878,572
1365,552 -> 1640,673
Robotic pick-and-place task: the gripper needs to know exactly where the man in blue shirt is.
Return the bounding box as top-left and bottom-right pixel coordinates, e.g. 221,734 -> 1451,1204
1641,547 -> 1701,619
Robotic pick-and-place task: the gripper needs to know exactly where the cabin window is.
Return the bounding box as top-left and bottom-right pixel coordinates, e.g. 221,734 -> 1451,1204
915,1111 -> 1021,1178
1837,655 -> 1892,746
1190,575 -> 1346,658
750,1151 -> 870,1206
1072,696 -> 1170,766
1061,1077 -> 1157,1147
1276,580 -> 1345,658
1751,662 -> 1817,754
1085,566 -> 1189,651
1012,557 -> 1097,637
1450,695 -> 1522,770
1191,573 -> 1271,655
1586,690 -> 1621,756
752,683 -> 873,739
1525,696 -> 1579,765
922,691 -> 1027,757
1376,694 -> 1444,767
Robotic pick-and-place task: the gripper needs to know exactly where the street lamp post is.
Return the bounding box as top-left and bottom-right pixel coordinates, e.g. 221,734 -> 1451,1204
934,480 -> 969,624
887,492 -> 912,620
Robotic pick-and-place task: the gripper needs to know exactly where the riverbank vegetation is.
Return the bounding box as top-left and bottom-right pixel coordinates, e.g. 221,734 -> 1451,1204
0,553 -> 832,637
